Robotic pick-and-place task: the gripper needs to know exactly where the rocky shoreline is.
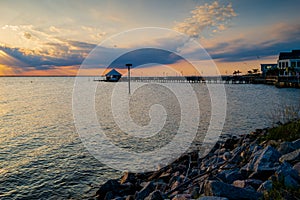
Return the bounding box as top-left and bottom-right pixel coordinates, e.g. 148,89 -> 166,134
94,124 -> 300,200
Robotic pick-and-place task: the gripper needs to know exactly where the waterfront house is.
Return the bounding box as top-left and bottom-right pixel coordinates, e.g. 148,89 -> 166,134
261,64 -> 278,77
104,69 -> 122,82
277,50 -> 300,76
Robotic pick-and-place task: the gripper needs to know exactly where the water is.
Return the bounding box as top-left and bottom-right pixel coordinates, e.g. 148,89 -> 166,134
0,77 -> 299,199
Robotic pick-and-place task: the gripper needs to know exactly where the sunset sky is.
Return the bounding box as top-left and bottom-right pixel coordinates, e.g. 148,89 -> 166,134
0,0 -> 299,76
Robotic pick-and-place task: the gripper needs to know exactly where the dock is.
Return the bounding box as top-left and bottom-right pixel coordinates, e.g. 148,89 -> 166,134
95,76 -> 260,84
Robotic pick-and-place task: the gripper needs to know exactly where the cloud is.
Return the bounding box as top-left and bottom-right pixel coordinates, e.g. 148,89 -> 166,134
206,23 -> 300,62
23,32 -> 32,39
174,1 -> 236,38
0,39 -> 97,71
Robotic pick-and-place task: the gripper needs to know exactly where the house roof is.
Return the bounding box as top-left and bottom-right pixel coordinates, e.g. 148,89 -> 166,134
105,69 -> 122,76
279,50 -> 300,60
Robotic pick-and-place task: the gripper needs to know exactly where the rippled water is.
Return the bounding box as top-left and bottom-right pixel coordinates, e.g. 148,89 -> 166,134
0,77 -> 299,199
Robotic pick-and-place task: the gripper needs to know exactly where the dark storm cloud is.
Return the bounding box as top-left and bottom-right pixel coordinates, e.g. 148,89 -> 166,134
107,48 -> 184,69
208,24 -> 300,62
0,40 -> 97,71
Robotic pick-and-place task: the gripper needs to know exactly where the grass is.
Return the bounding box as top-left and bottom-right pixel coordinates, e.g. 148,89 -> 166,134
257,119 -> 300,199
259,119 -> 300,142
264,179 -> 300,200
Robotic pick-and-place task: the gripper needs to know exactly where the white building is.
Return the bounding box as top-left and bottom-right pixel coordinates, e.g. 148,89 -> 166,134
277,50 -> 300,76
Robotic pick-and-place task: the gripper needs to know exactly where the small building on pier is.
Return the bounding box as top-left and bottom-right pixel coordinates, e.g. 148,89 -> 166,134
104,69 -> 122,82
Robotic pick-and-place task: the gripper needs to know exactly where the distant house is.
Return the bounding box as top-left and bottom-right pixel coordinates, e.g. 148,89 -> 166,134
104,69 -> 122,82
260,64 -> 278,77
277,50 -> 300,76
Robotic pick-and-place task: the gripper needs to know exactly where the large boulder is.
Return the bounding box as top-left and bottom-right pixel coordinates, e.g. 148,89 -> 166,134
241,146 -> 281,176
204,180 -> 262,200
198,197 -> 228,200
144,190 -> 164,200
257,180 -> 273,193
278,141 -> 296,154
276,162 -> 300,189
293,162 -> 300,175
216,169 -> 244,184
278,139 -> 300,154
96,179 -> 122,200
135,182 -> 155,200
279,148 -> 300,164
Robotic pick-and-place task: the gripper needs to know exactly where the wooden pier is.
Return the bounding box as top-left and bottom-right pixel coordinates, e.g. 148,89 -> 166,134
95,76 -> 260,84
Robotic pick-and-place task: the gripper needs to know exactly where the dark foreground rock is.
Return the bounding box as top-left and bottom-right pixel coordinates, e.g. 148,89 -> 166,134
95,127 -> 300,200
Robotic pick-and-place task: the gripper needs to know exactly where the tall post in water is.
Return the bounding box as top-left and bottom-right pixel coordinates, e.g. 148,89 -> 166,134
126,64 -> 132,94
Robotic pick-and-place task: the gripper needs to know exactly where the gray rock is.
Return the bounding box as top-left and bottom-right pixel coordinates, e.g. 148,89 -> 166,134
125,195 -> 135,200
276,162 -> 300,182
136,182 -> 155,200
172,194 -> 191,200
113,198 -> 125,200
242,146 -> 281,174
96,179 -> 122,200
104,191 -> 115,200
278,139 -> 300,155
144,190 -> 164,200
222,152 -> 231,161
216,169 -> 244,184
293,161 -> 300,175
284,175 -> 299,189
120,171 -> 136,184
279,148 -> 300,164
198,197 -> 228,200
232,179 -> 262,190
257,180 -> 272,193
292,139 -> 300,149
204,180 -> 262,200
276,162 -> 300,189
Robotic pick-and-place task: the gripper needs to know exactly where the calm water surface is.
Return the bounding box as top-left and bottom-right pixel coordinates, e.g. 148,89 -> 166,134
0,77 -> 299,199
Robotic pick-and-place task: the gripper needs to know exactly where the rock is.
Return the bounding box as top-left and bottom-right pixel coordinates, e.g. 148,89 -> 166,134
96,179 -> 122,200
154,182 -> 168,191
120,171 -> 136,184
278,141 -> 296,154
189,169 -> 200,178
135,182 -> 155,200
241,146 -> 281,175
113,198 -> 125,200
198,197 -> 228,200
279,148 -> 300,164
204,180 -> 262,200
257,180 -> 272,193
232,180 -> 245,188
104,191 -> 115,200
284,175 -> 299,189
248,170 -> 274,181
293,162 -> 300,175
172,194 -> 191,200
125,195 -> 135,200
276,162 -> 300,189
144,190 -> 164,200
190,186 -> 200,199
222,152 -> 231,161
245,179 -> 263,190
216,169 -> 244,184
233,179 -> 263,190
276,162 -> 300,181
222,137 -> 240,150
292,139 -> 300,149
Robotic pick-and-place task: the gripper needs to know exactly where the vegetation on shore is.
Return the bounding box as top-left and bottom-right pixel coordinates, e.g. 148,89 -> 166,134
256,119 -> 300,199
260,119 -> 300,142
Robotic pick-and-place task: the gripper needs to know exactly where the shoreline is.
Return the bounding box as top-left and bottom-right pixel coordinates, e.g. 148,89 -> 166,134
94,120 -> 300,200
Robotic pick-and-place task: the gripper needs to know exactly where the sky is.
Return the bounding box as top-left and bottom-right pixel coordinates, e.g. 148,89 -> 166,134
0,0 -> 299,76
